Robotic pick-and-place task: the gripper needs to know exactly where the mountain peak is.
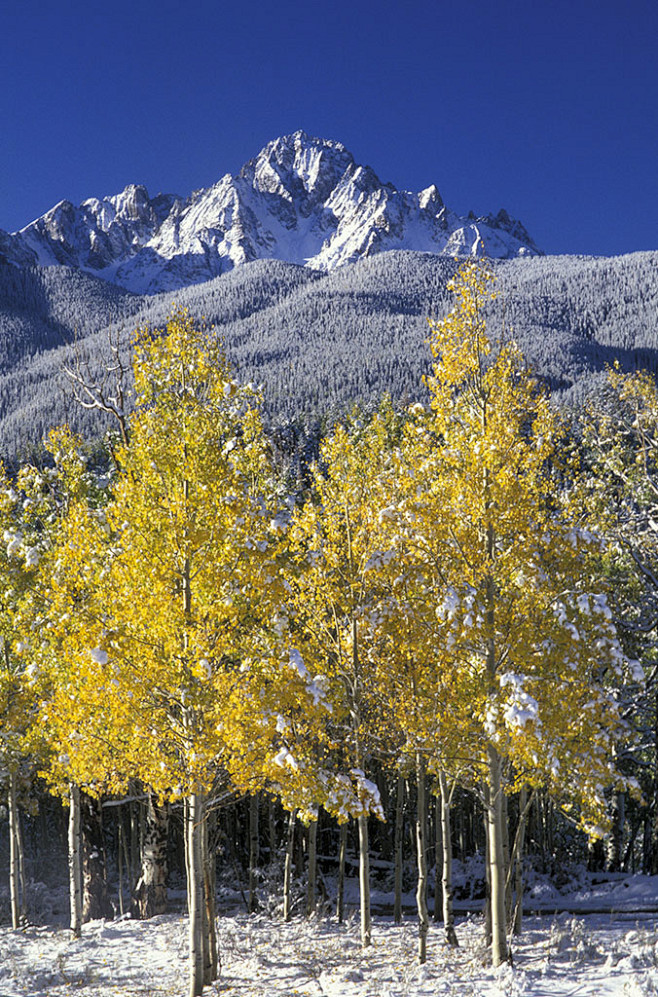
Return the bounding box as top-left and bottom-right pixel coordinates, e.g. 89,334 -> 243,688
4,134 -> 541,292
263,130 -> 350,156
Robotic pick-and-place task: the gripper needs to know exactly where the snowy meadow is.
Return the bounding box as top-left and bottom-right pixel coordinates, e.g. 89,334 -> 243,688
1,871 -> 658,996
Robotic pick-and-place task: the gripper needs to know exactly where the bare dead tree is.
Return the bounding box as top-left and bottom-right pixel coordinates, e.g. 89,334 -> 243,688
62,328 -> 130,453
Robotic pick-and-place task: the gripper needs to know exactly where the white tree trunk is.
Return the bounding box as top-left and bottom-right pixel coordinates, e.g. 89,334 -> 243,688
486,746 -> 509,966
358,814 -> 371,948
68,784 -> 82,938
131,794 -> 168,918
394,775 -> 404,925
438,769 -> 459,946
16,793 -> 27,925
336,821 -> 347,922
186,792 -> 205,997
248,794 -> 259,914
433,789 -> 442,922
483,783 -> 492,948
283,810 -> 295,922
483,490 -> 509,966
415,754 -> 429,964
8,770 -> 22,929
306,819 -> 317,916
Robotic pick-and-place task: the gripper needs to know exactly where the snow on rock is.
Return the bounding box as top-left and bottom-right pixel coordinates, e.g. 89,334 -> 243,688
4,132 -> 541,293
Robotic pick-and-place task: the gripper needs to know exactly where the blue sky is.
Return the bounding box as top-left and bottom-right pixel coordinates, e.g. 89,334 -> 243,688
1,0 -> 656,257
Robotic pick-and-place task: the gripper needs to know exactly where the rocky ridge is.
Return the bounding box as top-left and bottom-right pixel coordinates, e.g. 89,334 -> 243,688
0,132 -> 541,294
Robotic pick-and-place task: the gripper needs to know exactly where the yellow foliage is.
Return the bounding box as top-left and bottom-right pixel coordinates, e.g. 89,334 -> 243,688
384,262 -> 632,828
37,311 -> 334,810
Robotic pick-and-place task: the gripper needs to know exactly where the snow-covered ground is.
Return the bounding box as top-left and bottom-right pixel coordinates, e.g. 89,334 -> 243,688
1,872 -> 658,996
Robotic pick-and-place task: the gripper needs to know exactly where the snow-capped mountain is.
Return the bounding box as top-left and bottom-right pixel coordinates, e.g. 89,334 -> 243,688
1,132 -> 541,294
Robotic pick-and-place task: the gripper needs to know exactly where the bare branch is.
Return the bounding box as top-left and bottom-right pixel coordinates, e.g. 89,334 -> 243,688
62,327 -> 130,448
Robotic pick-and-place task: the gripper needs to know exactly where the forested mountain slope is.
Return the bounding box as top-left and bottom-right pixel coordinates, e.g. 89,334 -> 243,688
0,250 -> 657,456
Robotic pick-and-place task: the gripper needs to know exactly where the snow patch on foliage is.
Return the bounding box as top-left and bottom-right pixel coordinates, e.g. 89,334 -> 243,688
323,768 -> 384,821
437,586 -> 460,621
628,659 -> 645,683
351,768 -> 385,820
287,647 -> 308,679
23,545 -> 40,567
273,746 -> 298,771
499,672 -> 540,728
363,549 -> 395,572
283,648 -> 332,711
3,528 -> 22,557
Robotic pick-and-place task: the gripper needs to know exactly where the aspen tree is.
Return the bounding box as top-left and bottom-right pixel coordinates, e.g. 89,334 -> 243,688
284,416 -> 393,948
52,314 -> 265,994
40,312 -> 338,996
578,366 -> 658,868
356,405 -> 474,958
388,262 -> 638,965
24,429 -> 120,932
0,454 -> 71,929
